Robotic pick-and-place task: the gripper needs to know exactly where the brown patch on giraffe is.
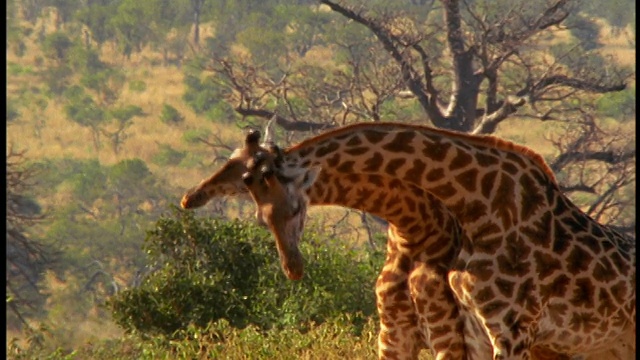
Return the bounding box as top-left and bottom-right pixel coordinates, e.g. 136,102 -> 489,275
403,195 -> 417,213
389,178 -> 403,189
406,224 -> 422,235
404,159 -> 426,182
459,199 -> 487,223
492,174 -> 518,229
344,173 -> 360,183
540,274 -> 570,298
354,188 -> 375,209
504,311 -> 531,340
345,135 -> 362,147
454,168 -> 479,192
597,288 -> 616,316
521,212 -> 552,247
552,197 -> 572,217
369,174 -> 385,187
370,194 -> 386,214
422,139 -> 452,162
552,222 -> 571,255
387,206 -> 403,218
565,245 -> 594,275
590,223 -> 605,238
519,174 -> 545,221
561,211 -> 590,233
472,221 -> 502,240
547,303 -> 569,326
363,152 -> 384,172
361,129 -> 387,144
474,286 -> 495,304
601,239 -> 615,251
344,146 -> 369,156
384,158 -> 406,174
384,193 -> 402,210
570,278 -> 596,308
424,234 -> 449,254
425,168 -> 445,182
514,278 -> 536,311
450,148 -> 474,170
382,131 -> 416,153
336,160 -> 355,173
297,147 -> 314,158
476,152 -> 500,167
569,312 -> 598,333
609,251 -> 631,274
397,215 -> 417,229
502,161 -> 519,175
505,151 -> 528,168
314,141 -> 340,157
533,251 -> 562,281
325,153 -> 340,167
466,259 -> 494,281
592,258 -> 617,283
474,236 -> 502,254
480,170 -> 498,199
495,278 -> 516,298
497,234 -> 531,276
425,305 -> 449,323
323,184 -> 334,202
481,299 -> 510,318
576,234 -> 601,254
610,281 -> 628,305
430,182 -> 457,199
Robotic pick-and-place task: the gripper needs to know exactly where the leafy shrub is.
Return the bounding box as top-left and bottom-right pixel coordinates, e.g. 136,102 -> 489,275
109,208 -> 381,338
181,128 -> 211,145
151,144 -> 186,166
128,80 -> 147,93
159,104 -> 184,125
7,316 -> 381,360
596,86 -> 636,121
41,32 -> 74,63
7,100 -> 20,122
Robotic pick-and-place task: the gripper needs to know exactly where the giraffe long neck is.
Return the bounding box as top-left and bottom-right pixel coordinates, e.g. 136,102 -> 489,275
282,123 -> 560,237
305,171 -> 462,262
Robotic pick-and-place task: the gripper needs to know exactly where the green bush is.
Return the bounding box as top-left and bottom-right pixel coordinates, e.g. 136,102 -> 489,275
128,80 -> 147,93
109,207 -> 381,338
151,144 -> 186,166
7,316 -> 382,360
596,86 -> 636,121
159,104 -> 183,125
181,128 -> 211,145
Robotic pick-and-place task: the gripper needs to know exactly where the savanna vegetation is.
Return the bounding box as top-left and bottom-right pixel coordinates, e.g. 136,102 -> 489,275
6,0 -> 635,358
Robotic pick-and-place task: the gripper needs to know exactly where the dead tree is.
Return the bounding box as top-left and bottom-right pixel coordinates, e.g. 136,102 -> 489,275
195,0 -> 634,235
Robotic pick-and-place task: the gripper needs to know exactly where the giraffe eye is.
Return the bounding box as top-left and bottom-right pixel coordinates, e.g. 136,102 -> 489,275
291,200 -> 302,216
242,172 -> 254,185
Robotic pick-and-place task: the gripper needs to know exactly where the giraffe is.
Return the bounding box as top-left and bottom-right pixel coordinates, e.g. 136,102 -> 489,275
233,129 -> 484,360
181,122 -> 635,360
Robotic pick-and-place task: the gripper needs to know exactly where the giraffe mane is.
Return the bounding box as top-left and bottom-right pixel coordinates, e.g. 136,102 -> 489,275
284,122 -> 558,184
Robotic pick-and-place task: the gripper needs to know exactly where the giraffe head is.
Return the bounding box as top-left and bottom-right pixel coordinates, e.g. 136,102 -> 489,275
180,128 -> 280,209
241,150 -> 319,281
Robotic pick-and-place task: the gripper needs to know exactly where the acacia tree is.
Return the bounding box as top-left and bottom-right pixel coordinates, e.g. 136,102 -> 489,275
6,148 -> 53,330
193,0 -> 635,236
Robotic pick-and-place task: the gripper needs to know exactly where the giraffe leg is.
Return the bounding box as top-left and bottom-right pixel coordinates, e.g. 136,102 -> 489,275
376,246 -> 424,360
408,261 -> 466,360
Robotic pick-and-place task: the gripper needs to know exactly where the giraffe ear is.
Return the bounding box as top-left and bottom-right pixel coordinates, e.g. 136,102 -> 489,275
297,166 -> 321,191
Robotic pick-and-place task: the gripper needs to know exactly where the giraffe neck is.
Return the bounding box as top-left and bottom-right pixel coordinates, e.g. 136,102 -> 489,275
302,171 -> 461,260
281,122 -> 560,236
